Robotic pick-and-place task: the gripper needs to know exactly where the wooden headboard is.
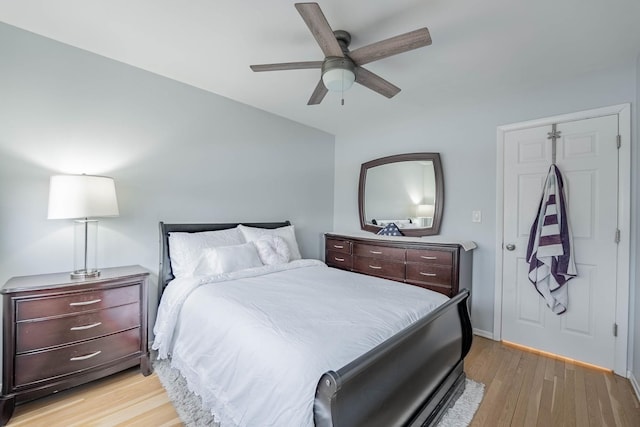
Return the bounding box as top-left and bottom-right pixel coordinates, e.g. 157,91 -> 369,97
157,221 -> 291,303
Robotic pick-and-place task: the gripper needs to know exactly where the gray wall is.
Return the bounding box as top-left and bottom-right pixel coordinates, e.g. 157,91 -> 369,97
633,52 -> 640,384
333,61 -> 638,341
0,23 -> 335,328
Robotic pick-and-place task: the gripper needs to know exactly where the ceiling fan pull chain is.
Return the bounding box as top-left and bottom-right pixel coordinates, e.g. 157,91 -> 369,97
341,69 -> 345,106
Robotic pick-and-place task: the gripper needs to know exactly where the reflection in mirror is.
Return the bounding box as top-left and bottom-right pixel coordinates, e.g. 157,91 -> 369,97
359,153 -> 443,237
365,161 -> 436,225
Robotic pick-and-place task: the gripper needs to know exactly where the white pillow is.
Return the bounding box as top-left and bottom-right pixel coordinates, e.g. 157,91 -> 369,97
193,242 -> 263,276
237,224 -> 302,260
254,235 -> 291,266
168,228 -> 244,278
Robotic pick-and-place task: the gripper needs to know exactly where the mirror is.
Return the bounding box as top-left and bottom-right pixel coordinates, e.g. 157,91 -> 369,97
358,153 -> 444,237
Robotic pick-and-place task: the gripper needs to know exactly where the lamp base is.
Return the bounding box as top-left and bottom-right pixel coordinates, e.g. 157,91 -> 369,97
417,217 -> 434,228
70,270 -> 101,279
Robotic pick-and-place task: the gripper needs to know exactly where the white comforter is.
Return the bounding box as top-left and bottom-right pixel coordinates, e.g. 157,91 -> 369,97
153,260 -> 448,427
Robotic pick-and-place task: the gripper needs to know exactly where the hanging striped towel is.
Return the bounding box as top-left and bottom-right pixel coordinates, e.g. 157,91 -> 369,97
526,165 -> 577,314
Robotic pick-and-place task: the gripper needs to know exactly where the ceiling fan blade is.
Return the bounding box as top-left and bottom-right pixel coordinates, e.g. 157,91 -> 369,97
349,28 -> 432,66
308,79 -> 328,105
250,61 -> 323,72
295,3 -> 344,58
355,67 -> 401,98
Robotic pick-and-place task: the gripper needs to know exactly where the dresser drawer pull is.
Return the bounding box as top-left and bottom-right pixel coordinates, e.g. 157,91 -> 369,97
334,257 -> 345,262
420,256 -> 438,260
69,299 -> 102,307
369,250 -> 382,255
333,244 -> 344,249
70,322 -> 102,331
419,272 -> 437,277
368,265 -> 382,270
70,350 -> 102,361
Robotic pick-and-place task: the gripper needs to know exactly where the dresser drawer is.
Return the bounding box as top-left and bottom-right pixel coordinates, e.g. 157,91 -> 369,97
353,257 -> 404,281
326,251 -> 353,270
354,243 -> 405,261
412,283 -> 454,297
406,249 -> 452,265
16,303 -> 140,353
16,284 -> 140,321
326,238 -> 352,255
406,263 -> 452,287
14,328 -> 141,387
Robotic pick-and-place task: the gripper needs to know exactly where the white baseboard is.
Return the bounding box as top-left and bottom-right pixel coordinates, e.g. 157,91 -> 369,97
629,371 -> 640,402
472,328 -> 495,340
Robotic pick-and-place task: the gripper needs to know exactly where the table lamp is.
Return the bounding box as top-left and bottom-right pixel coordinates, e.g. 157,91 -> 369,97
416,204 -> 435,227
47,174 -> 119,278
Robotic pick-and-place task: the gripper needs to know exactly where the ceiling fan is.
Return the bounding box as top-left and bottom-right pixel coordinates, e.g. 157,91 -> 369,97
250,2 -> 432,105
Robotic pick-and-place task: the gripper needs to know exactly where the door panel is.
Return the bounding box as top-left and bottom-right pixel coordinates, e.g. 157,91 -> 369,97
502,114 -> 618,369
561,264 -> 595,336
565,170 -> 594,239
514,258 -> 544,325
517,174 -> 545,236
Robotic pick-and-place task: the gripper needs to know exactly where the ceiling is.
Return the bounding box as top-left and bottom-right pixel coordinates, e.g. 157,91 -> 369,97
1,0 -> 639,135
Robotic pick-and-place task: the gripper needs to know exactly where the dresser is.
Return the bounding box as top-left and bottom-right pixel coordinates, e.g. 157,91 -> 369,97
0,265 -> 150,425
325,233 -> 473,297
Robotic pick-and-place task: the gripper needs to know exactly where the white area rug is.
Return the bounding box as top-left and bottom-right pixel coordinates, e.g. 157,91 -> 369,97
154,359 -> 484,426
436,378 -> 484,427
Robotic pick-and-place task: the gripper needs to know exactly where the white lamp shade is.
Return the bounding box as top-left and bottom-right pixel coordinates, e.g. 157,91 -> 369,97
322,68 -> 355,91
48,175 -> 120,219
416,204 -> 435,218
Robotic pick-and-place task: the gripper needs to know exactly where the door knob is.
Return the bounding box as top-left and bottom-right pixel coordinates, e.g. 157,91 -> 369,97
505,243 -> 516,251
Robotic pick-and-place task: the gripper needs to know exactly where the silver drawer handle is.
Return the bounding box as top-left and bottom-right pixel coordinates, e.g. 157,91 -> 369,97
420,256 -> 438,260
70,350 -> 102,361
419,272 -> 437,277
334,257 -> 345,262
369,250 -> 382,255
69,299 -> 102,307
333,245 -> 344,249
368,265 -> 382,270
70,322 -> 102,331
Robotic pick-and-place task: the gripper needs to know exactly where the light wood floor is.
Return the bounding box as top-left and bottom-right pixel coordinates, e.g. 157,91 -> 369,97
7,336 -> 640,426
467,337 -> 640,426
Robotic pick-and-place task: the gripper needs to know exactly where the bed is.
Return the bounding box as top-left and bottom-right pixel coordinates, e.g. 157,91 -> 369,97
153,221 -> 473,427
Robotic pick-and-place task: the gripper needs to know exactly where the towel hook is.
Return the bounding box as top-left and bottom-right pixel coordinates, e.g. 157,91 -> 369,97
547,123 -> 561,165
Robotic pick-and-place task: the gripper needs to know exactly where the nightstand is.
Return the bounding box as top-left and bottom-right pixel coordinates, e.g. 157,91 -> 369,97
0,265 -> 151,425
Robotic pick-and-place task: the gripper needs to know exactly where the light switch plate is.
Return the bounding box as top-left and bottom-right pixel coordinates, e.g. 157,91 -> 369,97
472,210 -> 482,223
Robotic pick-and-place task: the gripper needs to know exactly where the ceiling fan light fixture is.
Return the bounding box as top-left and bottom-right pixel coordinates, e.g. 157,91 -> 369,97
322,57 -> 356,92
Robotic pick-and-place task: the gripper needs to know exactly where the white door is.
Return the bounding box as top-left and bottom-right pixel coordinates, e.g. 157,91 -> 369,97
501,114 -> 620,370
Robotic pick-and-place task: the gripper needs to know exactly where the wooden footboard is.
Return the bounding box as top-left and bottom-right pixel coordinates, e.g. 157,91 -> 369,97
314,289 -> 473,427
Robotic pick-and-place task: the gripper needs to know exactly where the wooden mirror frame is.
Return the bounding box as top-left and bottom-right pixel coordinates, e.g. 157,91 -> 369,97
358,153 -> 444,237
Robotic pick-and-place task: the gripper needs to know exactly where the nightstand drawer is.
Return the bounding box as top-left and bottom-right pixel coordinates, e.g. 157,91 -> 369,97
406,249 -> 452,265
16,303 -> 140,353
354,243 -> 405,261
353,257 -> 404,281
326,251 -> 353,269
16,284 -> 140,321
14,327 -> 141,387
326,238 -> 352,254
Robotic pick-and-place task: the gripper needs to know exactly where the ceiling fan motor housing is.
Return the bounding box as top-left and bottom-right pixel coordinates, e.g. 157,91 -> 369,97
333,30 -> 352,53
